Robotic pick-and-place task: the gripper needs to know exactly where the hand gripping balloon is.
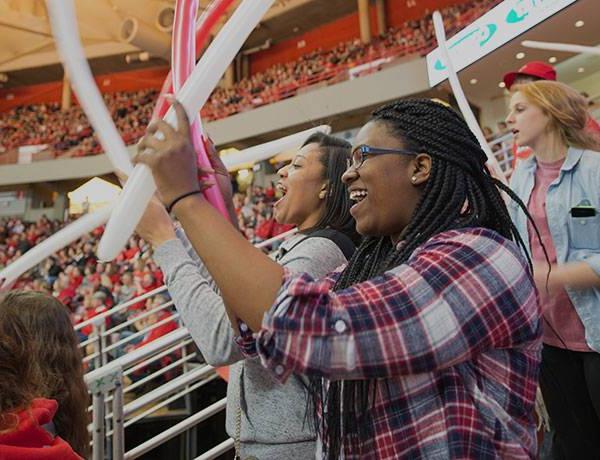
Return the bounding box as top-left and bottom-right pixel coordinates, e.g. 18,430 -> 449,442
170,0 -> 234,382
169,0 -> 229,220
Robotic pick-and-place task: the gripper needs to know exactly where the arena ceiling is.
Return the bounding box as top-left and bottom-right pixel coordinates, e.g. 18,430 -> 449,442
454,0 -> 600,103
0,0 -> 597,100
0,0 -> 355,88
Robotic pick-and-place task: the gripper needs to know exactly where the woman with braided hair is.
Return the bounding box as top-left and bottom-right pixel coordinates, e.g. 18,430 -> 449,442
135,97 -> 542,459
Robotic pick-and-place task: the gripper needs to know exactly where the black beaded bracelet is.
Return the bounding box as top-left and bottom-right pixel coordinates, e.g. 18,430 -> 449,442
166,190 -> 203,213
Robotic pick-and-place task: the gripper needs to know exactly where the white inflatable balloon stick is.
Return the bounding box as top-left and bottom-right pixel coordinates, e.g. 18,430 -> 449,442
222,125 -> 332,171
98,0 -> 275,262
432,11 -> 506,184
522,40 -> 600,57
46,0 -> 133,175
0,206 -> 113,291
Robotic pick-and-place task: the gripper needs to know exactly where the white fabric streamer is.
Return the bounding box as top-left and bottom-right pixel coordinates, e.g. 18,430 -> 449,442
522,40 -> 600,56
0,206 -> 113,290
222,125 -> 331,170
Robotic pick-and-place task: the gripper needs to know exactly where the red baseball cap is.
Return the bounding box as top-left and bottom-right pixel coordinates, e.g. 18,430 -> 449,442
503,61 -> 557,89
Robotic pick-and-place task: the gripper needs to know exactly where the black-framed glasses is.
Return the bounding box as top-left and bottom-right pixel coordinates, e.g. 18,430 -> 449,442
347,144 -> 418,170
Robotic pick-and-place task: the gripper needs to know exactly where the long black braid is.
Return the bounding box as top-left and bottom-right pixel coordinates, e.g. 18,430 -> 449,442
309,99 -> 548,459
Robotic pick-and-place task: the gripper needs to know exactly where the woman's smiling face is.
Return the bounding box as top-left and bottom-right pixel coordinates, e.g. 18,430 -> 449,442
273,142 -> 326,230
342,120 -> 429,242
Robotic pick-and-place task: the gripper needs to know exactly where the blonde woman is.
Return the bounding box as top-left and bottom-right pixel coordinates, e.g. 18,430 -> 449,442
506,80 -> 600,459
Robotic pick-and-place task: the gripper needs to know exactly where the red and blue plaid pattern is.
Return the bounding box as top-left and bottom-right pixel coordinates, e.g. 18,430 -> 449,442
239,227 -> 541,459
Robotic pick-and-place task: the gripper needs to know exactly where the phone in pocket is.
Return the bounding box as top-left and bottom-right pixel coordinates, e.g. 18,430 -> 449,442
570,206 -> 597,218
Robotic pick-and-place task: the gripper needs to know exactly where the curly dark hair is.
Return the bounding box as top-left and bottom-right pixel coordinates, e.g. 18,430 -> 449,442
0,291 -> 89,457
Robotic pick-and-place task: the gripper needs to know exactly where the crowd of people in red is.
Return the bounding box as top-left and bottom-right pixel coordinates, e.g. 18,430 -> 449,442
233,185 -> 294,244
0,0 -> 499,160
0,185 -> 283,347
0,215 -> 167,343
0,89 -> 157,158
204,0 -> 500,119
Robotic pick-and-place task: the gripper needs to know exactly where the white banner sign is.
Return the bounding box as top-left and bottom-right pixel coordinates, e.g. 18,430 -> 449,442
427,0 -> 576,87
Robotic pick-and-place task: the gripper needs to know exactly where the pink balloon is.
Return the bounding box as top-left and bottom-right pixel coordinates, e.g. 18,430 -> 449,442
171,0 -> 233,381
151,0 -> 235,122
172,0 -> 229,218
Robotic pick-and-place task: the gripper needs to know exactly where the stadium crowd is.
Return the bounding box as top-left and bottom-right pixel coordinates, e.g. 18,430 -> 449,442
0,90 -> 156,158
204,0 -> 500,118
0,185 -> 285,330
0,0 -> 500,159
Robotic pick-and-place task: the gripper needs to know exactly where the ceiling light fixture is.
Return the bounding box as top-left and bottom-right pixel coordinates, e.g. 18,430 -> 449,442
498,81 -> 506,88
575,20 -> 585,28
548,56 -> 557,63
516,52 -> 525,59
470,78 -> 478,84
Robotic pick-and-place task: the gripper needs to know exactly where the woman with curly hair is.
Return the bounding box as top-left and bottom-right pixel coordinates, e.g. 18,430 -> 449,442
0,291 -> 89,459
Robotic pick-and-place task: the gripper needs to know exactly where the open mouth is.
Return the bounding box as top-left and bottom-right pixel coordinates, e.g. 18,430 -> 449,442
276,181 -> 287,194
511,129 -> 519,136
349,189 -> 368,203
274,182 -> 288,207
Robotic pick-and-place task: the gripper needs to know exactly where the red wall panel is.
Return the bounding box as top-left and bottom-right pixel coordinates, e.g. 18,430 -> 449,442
0,67 -> 168,113
250,13 -> 361,75
250,0 -> 472,75
385,0 -> 472,28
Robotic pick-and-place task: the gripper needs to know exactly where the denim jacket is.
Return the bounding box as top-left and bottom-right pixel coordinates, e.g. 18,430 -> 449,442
509,147 -> 600,353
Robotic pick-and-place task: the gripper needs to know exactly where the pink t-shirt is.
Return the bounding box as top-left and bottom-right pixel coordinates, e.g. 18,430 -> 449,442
527,157 -> 590,351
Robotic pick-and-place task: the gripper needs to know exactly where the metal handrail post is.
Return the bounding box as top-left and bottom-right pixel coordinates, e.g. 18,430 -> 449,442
92,392 -> 105,460
112,379 -> 125,460
91,320 -> 102,370
87,362 -> 123,460
99,321 -> 108,366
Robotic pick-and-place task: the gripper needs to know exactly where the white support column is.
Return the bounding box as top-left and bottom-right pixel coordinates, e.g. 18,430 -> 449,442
61,72 -> 72,111
358,0 -> 372,44
375,0 -> 386,36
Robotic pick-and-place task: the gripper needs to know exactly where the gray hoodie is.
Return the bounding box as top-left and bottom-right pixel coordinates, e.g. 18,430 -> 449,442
153,229 -> 348,459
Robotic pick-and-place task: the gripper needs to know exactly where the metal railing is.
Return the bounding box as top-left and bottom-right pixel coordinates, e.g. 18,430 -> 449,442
489,132 -> 516,178
76,228 -> 298,370
84,228 -> 297,459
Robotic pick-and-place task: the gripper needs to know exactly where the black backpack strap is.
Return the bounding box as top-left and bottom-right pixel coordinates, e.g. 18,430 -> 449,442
306,228 -> 356,260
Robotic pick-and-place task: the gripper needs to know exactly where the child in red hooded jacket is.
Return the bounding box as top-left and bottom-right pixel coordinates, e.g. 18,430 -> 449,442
0,399 -> 82,460
0,291 -> 88,459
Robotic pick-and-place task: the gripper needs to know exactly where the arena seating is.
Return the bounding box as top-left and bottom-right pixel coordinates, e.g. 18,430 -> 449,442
0,0 -> 501,162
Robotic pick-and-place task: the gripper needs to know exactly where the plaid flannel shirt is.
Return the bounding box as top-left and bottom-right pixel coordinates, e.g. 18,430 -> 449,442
237,227 -> 541,459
